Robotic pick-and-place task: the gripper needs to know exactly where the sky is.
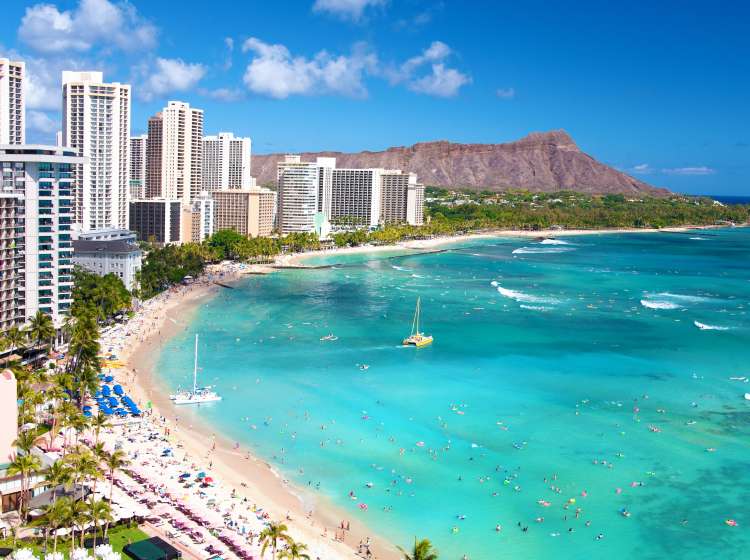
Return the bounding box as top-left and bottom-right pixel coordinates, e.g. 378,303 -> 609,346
1,0 -> 748,195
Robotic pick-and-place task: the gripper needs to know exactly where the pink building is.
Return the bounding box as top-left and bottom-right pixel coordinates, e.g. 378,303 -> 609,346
0,369 -> 17,464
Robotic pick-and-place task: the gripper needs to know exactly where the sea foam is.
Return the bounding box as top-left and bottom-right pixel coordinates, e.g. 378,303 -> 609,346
640,299 -> 682,310
693,321 -> 731,331
512,247 -> 574,255
540,239 -> 571,245
495,284 -> 559,305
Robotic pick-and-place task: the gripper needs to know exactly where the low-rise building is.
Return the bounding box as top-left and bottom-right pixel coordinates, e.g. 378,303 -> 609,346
73,231 -> 142,291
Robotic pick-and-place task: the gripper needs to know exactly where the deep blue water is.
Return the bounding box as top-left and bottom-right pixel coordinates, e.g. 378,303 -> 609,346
157,229 -> 750,560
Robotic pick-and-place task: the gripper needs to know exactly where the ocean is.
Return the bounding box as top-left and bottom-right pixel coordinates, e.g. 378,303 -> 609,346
156,229 -> 750,559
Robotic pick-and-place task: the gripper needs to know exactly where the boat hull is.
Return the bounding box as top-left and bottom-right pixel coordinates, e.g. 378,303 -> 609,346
174,395 -> 223,405
403,335 -> 433,348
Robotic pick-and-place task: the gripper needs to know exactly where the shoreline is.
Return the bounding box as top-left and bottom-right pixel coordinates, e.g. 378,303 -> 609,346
110,266 -> 398,560
279,224 -> 732,266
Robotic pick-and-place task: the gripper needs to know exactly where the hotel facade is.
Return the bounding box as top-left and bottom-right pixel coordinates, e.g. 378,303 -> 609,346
277,155 -> 425,234
0,59 -> 24,146
61,71 -> 130,232
203,132 -> 253,191
0,144 -> 82,329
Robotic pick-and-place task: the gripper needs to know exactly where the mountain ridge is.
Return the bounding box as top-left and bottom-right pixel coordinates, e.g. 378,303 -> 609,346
251,130 -> 668,196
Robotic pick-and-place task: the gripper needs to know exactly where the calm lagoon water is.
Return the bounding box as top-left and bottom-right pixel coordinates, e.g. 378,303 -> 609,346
157,229 -> 750,559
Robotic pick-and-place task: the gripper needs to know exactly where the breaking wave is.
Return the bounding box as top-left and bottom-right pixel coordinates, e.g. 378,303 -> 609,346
512,247 -> 574,255
693,321 -> 730,331
495,284 -> 559,305
654,292 -> 711,303
640,299 -> 682,310
539,239 -> 571,245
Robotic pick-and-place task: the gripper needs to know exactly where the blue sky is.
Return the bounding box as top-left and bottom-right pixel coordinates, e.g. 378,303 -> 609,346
2,0 -> 748,194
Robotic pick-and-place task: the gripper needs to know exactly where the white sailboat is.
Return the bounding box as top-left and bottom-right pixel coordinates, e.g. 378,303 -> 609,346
170,334 -> 222,405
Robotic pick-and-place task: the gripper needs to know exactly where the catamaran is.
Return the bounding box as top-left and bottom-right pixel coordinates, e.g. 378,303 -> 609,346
403,297 -> 433,348
170,334 -> 222,405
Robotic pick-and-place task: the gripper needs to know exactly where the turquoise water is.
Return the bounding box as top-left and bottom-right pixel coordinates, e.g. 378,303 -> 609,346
157,230 -> 750,560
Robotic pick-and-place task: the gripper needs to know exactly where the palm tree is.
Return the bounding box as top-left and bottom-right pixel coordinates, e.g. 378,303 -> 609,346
28,310 -> 55,351
103,450 -> 128,536
43,496 -> 73,553
7,452 -> 42,520
88,499 -> 112,547
67,449 -> 99,501
279,540 -> 311,560
397,538 -> 439,560
5,325 -> 27,352
90,412 -> 110,446
71,498 -> 89,548
44,459 -> 72,501
259,521 -> 291,560
14,429 -> 41,454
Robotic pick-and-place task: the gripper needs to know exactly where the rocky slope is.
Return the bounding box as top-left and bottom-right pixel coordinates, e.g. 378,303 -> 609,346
252,130 -> 667,195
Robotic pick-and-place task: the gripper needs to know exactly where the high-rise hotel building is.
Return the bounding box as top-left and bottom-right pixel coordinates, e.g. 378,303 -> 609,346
62,71 -> 130,231
0,59 -> 24,145
0,145 -> 82,329
129,134 -> 147,199
145,101 -> 203,204
277,155 -> 424,234
277,155 -> 322,234
203,132 -> 253,191
213,188 -> 275,238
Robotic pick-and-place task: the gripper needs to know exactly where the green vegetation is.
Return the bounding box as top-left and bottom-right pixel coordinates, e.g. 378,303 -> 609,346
72,267 -> 131,321
0,523 -> 148,555
425,189 -> 750,231
398,537 -> 439,560
136,243 -> 211,299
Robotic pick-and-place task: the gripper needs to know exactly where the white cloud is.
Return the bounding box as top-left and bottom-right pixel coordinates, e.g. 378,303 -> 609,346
382,41 -> 470,97
408,63 -> 470,97
136,57 -> 207,101
223,37 -> 234,70
18,0 -> 157,54
496,87 -> 515,99
630,163 -> 654,175
27,110 -> 58,133
312,0 -> 386,21
17,52 -> 94,110
241,37 -> 375,99
662,166 -> 716,176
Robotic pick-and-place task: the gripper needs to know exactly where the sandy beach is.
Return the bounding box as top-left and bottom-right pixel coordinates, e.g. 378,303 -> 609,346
279,224 -> 724,266
107,264 -> 399,560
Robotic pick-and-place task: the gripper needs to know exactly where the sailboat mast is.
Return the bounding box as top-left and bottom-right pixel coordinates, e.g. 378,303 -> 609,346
415,297 -> 421,335
193,334 -> 198,393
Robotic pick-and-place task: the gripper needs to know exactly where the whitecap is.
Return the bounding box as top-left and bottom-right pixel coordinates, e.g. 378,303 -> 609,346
392,265 -> 408,271
512,247 -> 574,255
655,292 -> 711,303
640,300 -> 682,310
520,304 -> 552,311
496,285 -> 559,305
689,236 -> 708,240
539,239 -> 571,245
490,281 -> 498,287
693,320 -> 731,331
411,274 -> 424,278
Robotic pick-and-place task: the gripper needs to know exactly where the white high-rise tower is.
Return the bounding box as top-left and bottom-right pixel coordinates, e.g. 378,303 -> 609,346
0,59 -> 25,145
62,71 -> 131,231
202,132 -> 253,191
160,101 -> 203,204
